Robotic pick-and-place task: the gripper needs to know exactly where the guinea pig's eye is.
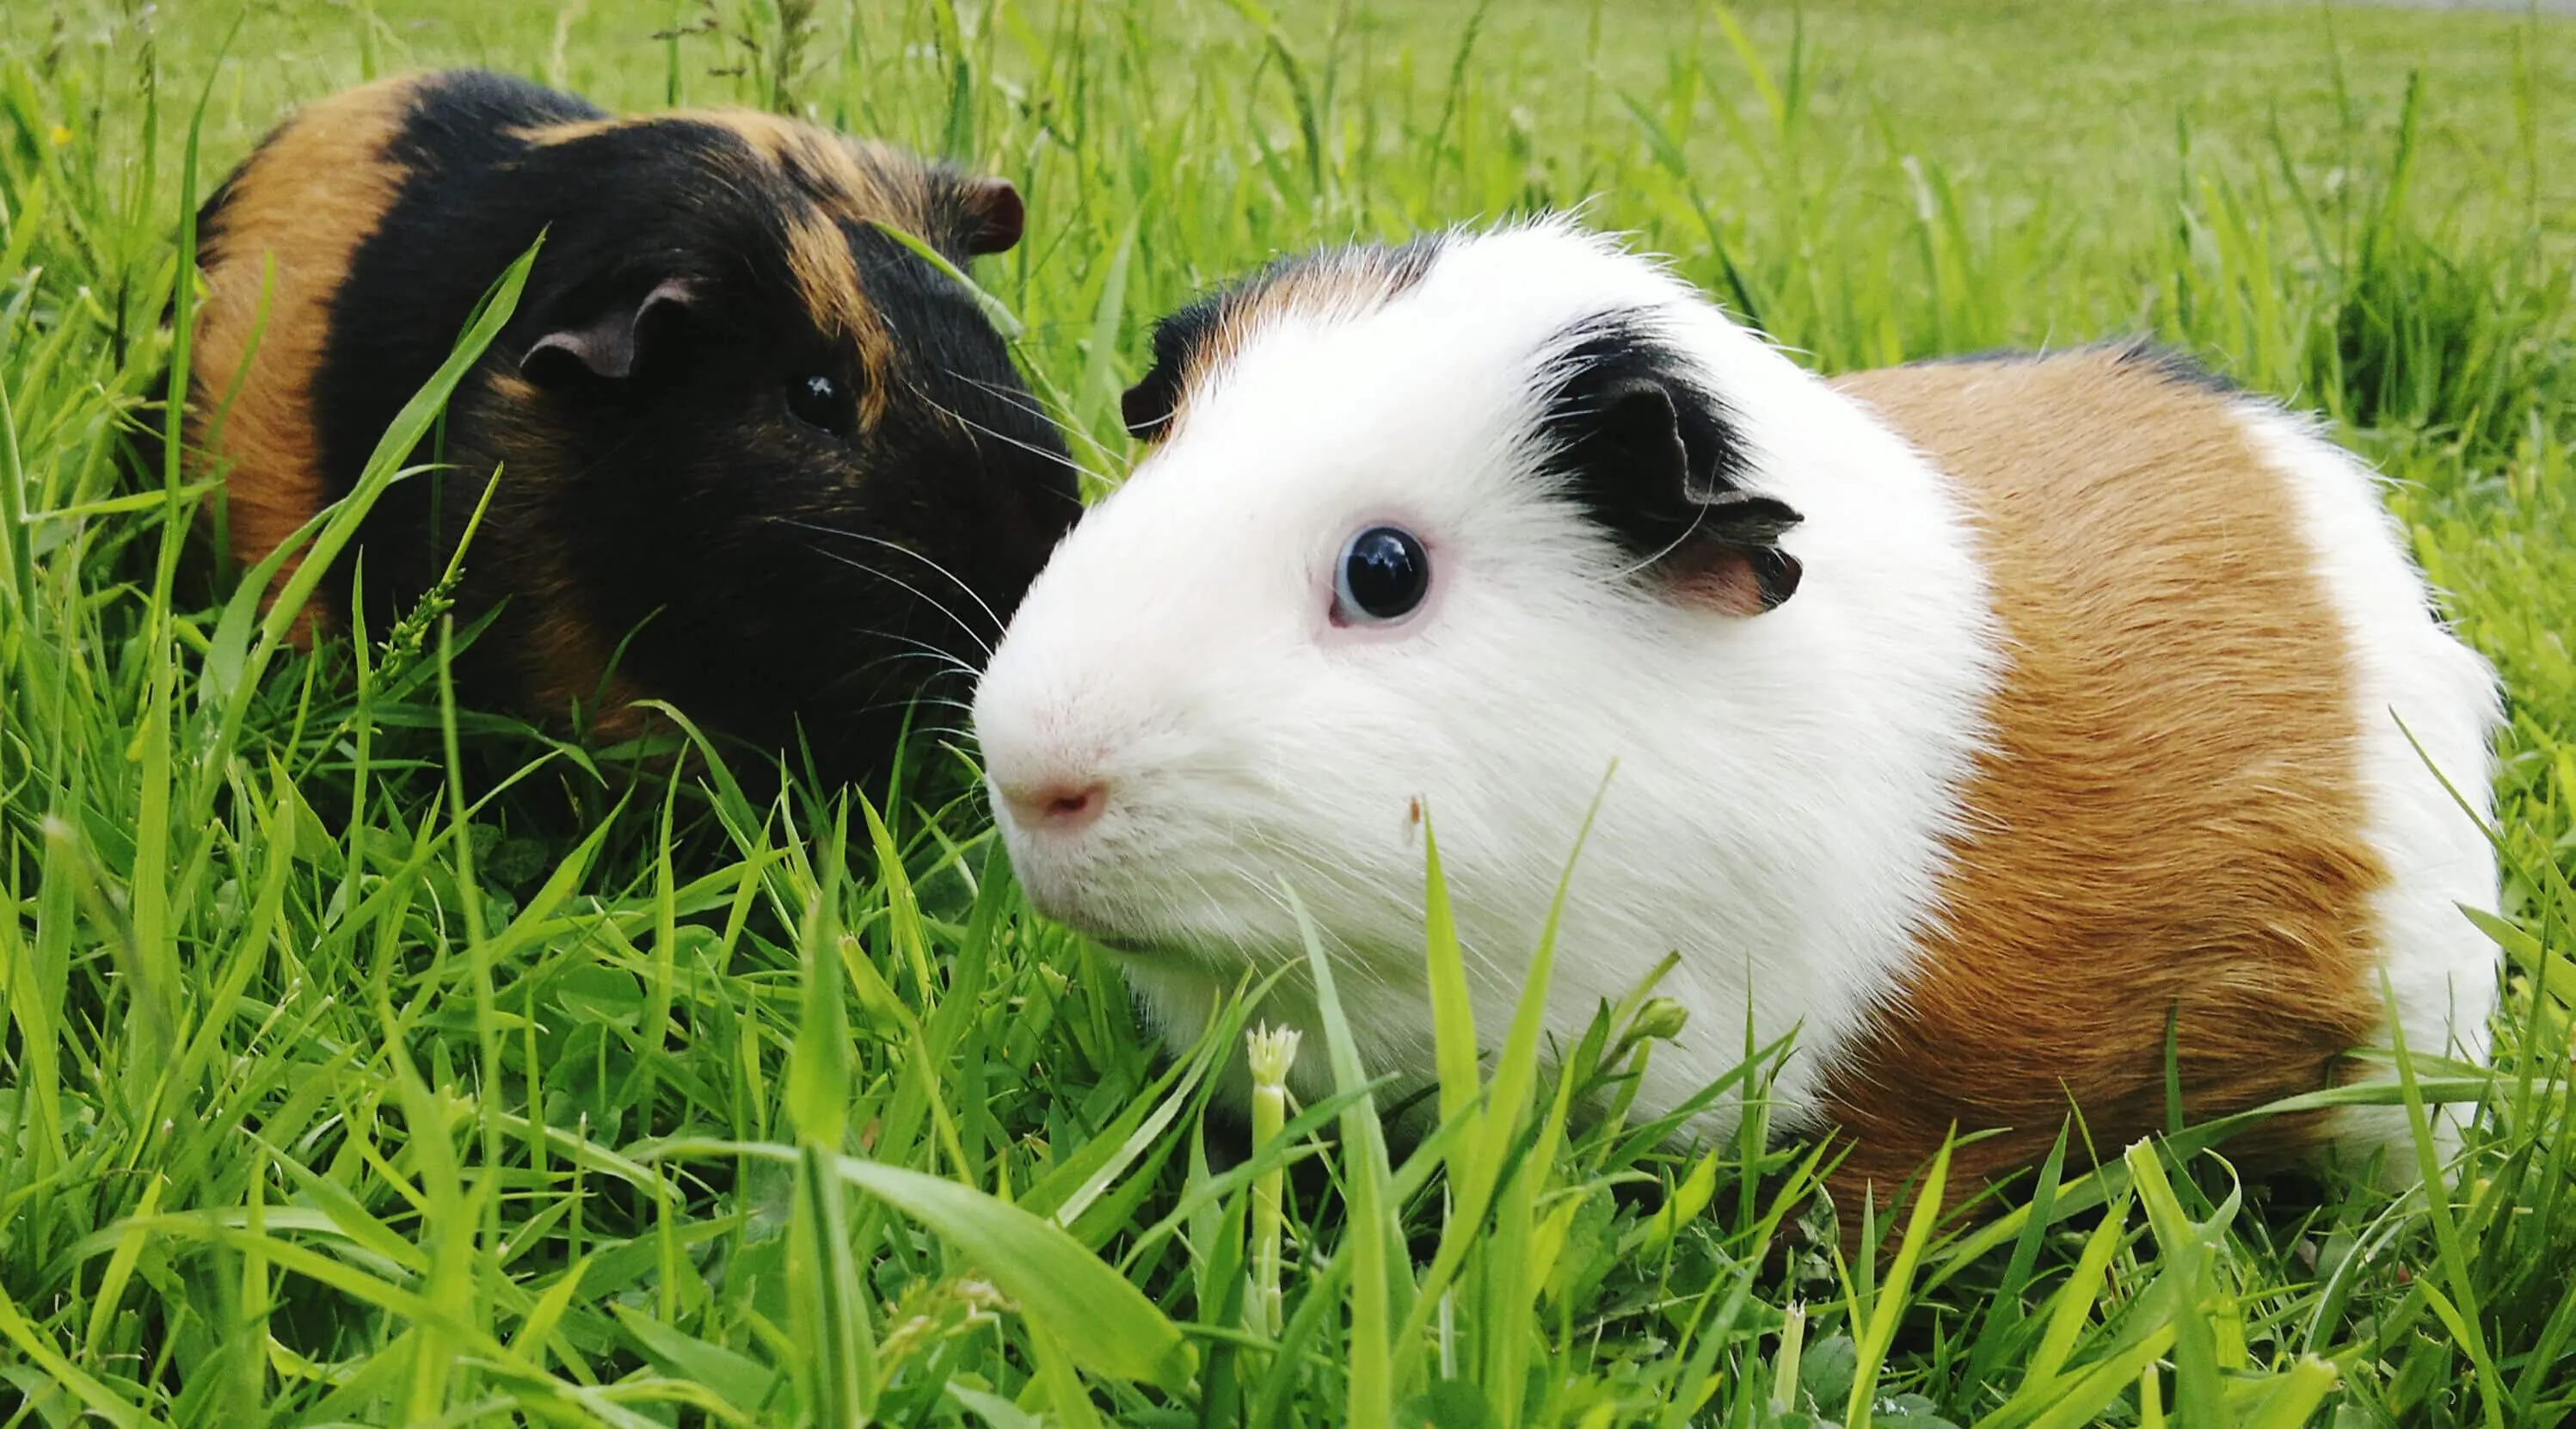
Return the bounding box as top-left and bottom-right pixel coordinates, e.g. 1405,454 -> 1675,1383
1332,525 -> 1431,626
786,373 -> 854,439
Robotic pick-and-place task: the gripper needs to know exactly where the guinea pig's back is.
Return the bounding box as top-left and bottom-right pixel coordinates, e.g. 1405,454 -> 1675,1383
190,71 -> 600,622
1823,345 -> 2499,1197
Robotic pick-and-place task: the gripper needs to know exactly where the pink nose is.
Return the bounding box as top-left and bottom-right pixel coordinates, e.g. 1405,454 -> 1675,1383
999,777 -> 1109,832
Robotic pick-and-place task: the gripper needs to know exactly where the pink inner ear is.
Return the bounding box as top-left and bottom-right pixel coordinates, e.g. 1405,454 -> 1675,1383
522,317 -> 634,385
1677,550 -> 1773,618
520,278 -> 700,385
964,176 -> 1024,256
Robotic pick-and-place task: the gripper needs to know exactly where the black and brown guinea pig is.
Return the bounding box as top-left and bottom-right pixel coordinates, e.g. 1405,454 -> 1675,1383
973,219 -> 2503,1222
187,68 -> 1078,780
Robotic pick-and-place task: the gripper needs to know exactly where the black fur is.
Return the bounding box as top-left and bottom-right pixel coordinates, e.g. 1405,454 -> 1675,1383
2111,338 -> 2241,395
1533,311 -> 1803,609
1903,336 -> 2241,395
1119,297 -> 1214,441
204,70 -> 1078,783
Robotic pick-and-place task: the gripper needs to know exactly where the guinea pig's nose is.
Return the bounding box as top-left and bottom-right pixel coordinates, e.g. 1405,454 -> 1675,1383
999,776 -> 1110,833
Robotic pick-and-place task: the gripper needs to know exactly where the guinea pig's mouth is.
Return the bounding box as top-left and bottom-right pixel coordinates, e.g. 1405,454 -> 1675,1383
1005,848 -> 1259,967
1002,847 -> 1172,954
1073,927 -> 1197,960
988,785 -> 1290,968
1029,896 -> 1214,963
1030,888 -> 1165,950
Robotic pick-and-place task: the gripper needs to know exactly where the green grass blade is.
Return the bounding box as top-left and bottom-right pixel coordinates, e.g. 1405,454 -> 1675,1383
679,1137 -> 1195,1391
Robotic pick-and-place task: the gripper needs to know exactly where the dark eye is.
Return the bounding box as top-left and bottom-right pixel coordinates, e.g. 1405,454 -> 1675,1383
786,373 -> 852,438
1333,525 -> 1431,625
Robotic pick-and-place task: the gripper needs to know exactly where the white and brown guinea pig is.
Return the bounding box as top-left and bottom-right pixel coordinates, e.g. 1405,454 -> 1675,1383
971,219 -> 2504,1210
189,70 -> 1079,781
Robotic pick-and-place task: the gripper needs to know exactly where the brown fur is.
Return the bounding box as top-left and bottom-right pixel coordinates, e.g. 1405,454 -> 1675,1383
1819,348 -> 2387,1224
189,74 -> 423,638
1676,552 -> 1774,617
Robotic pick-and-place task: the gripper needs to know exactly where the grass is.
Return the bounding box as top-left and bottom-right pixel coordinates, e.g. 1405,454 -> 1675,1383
2,0 -> 2573,1424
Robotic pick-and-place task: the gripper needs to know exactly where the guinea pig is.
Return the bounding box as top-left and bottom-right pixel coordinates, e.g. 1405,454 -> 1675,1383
187,69 -> 1078,781
970,219 -> 2504,1213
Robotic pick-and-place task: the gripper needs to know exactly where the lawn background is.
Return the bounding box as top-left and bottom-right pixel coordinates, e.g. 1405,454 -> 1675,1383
1,1 -> 2573,1425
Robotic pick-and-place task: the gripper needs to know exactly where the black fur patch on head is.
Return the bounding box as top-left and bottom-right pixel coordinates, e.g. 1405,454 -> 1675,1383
1533,311 -> 1803,612
284,68 -> 1076,782
1121,236 -> 1447,441
1119,300 -> 1214,442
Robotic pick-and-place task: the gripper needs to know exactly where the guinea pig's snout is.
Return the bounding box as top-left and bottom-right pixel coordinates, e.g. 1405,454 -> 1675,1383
975,642 -> 1134,851
997,773 -> 1110,833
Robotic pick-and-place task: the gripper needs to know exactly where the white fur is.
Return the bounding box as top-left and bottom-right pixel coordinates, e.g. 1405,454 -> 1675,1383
973,220 -> 2000,1135
2240,408 -> 2503,1173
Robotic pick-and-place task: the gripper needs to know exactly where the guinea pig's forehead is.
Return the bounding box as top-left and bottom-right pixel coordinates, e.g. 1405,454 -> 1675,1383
1189,309 -> 1534,468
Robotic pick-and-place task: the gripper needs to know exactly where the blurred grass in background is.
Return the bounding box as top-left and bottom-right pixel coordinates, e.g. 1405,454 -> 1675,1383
1,1 -> 2572,1425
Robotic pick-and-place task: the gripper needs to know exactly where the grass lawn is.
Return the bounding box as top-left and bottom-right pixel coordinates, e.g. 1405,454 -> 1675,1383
3,0 -> 2573,1424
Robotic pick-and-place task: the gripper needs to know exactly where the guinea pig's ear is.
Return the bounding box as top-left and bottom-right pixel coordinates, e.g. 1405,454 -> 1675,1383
1120,300 -> 1216,441
1120,359 -> 1183,442
520,277 -> 702,388
959,176 -> 1025,256
1553,373 -> 1804,616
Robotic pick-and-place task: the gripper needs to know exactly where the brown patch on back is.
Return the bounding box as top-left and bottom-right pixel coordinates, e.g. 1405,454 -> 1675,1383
1819,349 -> 2386,1223
191,75 -> 424,640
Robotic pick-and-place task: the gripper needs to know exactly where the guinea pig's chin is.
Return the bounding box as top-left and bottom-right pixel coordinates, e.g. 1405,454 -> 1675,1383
1004,840 -> 1254,964
1018,882 -> 1208,962
1000,842 -> 1165,952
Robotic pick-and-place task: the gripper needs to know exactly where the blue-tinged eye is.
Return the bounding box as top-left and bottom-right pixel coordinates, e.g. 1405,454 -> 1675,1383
1333,525 -> 1430,625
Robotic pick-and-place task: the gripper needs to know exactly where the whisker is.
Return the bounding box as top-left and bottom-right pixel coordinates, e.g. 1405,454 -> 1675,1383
778,518 -> 1014,647
961,411 -> 1094,477
801,544 -> 997,659
934,381 -> 1123,492
885,693 -> 978,718
807,639 -> 979,706
923,391 -> 1112,490
850,699 -> 975,744
955,372 -> 1058,423
852,645 -> 982,684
